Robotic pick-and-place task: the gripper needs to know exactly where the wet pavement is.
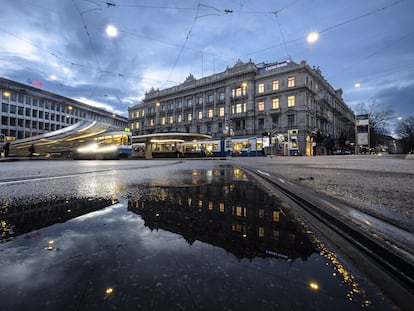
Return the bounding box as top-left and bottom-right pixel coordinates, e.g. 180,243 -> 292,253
0,160 -> 397,310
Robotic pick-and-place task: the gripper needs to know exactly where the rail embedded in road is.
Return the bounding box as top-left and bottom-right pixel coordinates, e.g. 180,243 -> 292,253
245,167 -> 414,310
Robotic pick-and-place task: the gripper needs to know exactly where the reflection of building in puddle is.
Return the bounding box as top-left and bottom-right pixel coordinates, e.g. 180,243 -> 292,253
1,197 -> 117,241
128,169 -> 315,261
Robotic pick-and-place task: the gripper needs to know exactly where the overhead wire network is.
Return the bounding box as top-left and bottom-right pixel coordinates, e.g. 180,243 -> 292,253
1,0 -> 410,112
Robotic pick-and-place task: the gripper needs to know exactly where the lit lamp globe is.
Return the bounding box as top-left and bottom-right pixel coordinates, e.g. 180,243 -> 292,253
306,32 -> 320,44
106,25 -> 119,38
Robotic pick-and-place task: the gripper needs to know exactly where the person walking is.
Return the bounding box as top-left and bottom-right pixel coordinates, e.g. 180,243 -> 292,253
338,132 -> 347,154
29,144 -> 35,157
4,142 -> 10,157
323,134 -> 335,155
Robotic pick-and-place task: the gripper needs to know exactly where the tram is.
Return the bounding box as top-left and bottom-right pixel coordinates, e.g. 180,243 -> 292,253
132,138 -> 264,158
73,131 -> 132,160
177,139 -> 226,157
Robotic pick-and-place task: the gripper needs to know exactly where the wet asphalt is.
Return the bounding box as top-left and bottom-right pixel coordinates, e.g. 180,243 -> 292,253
0,156 -> 412,310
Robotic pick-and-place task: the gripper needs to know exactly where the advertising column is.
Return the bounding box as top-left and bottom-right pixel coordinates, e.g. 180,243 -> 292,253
356,114 -> 370,154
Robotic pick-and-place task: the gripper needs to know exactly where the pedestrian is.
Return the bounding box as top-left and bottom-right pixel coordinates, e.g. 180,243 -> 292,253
312,129 -> 323,155
338,132 -> 346,154
323,134 -> 335,155
4,142 -> 10,157
29,144 -> 35,157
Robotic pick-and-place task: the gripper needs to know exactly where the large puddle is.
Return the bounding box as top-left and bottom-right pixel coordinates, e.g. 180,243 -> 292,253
0,166 -> 392,310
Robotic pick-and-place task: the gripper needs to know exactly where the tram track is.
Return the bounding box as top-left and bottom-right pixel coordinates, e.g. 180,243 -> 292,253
242,166 -> 414,310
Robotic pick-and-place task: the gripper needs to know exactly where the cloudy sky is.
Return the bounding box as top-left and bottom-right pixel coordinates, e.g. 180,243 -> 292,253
1,0 -> 413,123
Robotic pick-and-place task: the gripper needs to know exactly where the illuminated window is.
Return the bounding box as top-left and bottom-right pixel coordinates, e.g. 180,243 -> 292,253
273,211 -> 280,222
258,83 -> 265,93
242,84 -> 247,96
142,110 -> 145,117
236,206 -> 246,217
236,103 -> 242,113
161,117 -> 166,125
258,208 -> 264,218
219,202 -> 225,212
288,76 -> 295,87
198,111 -> 203,120
150,119 -> 154,126
272,98 -> 279,109
258,101 -> 265,111
135,121 -> 139,129
208,109 -> 213,118
178,115 -> 182,123
136,111 -> 139,118
219,107 -> 225,117
231,87 -> 242,97
130,122 -> 134,129
258,227 -> 265,237
208,201 -> 213,211
272,80 -> 279,90
288,95 -> 295,107
169,116 -> 173,124
188,113 -> 192,121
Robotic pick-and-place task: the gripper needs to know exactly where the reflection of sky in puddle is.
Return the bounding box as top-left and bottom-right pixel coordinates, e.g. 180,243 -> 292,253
0,167 -> 393,310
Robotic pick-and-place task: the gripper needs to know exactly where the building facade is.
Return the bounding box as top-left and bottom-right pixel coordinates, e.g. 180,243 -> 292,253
128,59 -> 355,155
1,77 -> 128,139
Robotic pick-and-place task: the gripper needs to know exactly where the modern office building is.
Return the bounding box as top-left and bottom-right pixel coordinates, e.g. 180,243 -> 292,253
1,77 -> 128,139
128,59 -> 355,155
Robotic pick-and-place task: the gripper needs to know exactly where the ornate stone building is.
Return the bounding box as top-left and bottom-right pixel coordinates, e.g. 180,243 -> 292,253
128,59 -> 355,155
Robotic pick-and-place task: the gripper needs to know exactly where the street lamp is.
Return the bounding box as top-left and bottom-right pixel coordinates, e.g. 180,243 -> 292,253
306,31 -> 319,43
106,24 -> 119,38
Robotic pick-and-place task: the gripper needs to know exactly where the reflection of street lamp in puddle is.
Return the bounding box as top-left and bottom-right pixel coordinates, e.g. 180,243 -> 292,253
309,281 -> 319,291
105,287 -> 114,299
45,240 -> 54,251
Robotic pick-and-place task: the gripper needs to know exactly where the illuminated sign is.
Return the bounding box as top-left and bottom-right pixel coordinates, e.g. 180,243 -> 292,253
264,60 -> 291,71
356,114 -> 369,146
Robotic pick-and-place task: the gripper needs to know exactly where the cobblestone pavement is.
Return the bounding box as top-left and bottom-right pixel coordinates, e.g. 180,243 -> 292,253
230,154 -> 414,233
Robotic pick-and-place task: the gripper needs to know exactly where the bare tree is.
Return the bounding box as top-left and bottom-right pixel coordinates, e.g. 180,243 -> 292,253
356,101 -> 395,146
395,116 -> 414,153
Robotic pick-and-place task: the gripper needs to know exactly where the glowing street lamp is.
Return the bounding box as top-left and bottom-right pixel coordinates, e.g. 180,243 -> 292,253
106,24 -> 119,38
306,31 -> 320,44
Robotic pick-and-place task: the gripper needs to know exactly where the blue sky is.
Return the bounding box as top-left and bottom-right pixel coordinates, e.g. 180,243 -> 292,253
1,0 -> 413,123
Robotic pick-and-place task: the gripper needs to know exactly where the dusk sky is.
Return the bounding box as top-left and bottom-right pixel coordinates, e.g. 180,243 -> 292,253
1,0 -> 413,124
